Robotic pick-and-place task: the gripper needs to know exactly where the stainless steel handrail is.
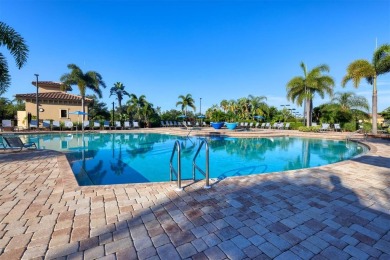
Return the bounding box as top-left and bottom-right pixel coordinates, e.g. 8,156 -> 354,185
192,139 -> 211,189
169,140 -> 182,191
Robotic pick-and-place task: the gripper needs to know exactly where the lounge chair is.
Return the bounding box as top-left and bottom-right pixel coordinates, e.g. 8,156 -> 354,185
104,121 -> 111,130
133,121 -> 140,128
320,123 -> 330,132
1,120 -> 13,131
277,123 -> 284,129
93,121 -> 101,130
3,136 -> 37,151
202,122 -> 207,127
260,123 -> 265,128
52,121 -> 61,130
334,123 -> 341,132
161,121 -> 166,127
271,122 -> 279,129
30,120 -> 38,130
284,123 -> 290,130
264,123 -> 270,129
124,121 -> 131,129
43,120 -> 51,130
312,122 -> 318,127
115,121 -> 122,130
83,121 -> 90,130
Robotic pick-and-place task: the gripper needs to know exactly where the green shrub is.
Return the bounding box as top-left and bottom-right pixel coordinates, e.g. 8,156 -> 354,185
289,122 -> 303,130
298,126 -> 320,132
343,122 -> 356,132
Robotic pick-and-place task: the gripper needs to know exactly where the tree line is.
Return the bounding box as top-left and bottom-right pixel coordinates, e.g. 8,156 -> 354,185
1,21 -> 389,133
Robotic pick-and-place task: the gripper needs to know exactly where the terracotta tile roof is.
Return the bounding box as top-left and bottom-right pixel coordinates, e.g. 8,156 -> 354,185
31,81 -> 72,91
15,92 -> 93,103
31,81 -> 62,86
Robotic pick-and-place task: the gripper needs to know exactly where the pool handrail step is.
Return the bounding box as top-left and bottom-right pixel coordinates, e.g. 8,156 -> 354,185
170,139 -> 211,191
169,140 -> 182,191
192,139 -> 211,189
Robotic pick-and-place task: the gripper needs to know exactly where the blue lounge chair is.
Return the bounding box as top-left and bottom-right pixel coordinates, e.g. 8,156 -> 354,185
3,136 -> 37,151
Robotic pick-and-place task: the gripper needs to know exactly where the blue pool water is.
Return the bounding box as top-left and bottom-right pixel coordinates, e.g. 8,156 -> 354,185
20,133 -> 367,185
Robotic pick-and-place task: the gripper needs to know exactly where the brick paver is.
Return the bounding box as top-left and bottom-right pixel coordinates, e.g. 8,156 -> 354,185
0,131 -> 389,259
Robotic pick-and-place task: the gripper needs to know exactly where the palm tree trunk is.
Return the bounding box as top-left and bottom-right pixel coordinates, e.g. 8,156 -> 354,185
81,96 -> 85,131
306,98 -> 311,127
372,76 -> 377,134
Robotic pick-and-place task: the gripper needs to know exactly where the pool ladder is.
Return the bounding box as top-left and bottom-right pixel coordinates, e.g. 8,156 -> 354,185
169,139 -> 211,191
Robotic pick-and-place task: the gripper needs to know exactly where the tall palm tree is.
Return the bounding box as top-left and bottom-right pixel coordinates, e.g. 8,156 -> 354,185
176,94 -> 196,116
60,64 -> 106,128
342,44 -> 390,134
286,62 -> 335,126
0,22 -> 29,95
127,94 -> 147,121
248,95 -> 268,118
220,99 -> 229,112
109,82 -> 130,114
331,92 -> 369,112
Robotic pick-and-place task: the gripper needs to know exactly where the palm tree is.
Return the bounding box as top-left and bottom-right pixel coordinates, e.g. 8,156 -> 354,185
0,22 -> 29,95
331,92 -> 369,112
220,99 -> 229,112
286,62 -> 335,126
341,44 -> 390,134
109,82 -> 130,114
176,94 -> 196,116
127,94 -> 147,122
60,64 -> 106,128
248,95 -> 268,119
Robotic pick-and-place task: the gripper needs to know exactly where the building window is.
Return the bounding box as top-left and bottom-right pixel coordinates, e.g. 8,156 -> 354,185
60,109 -> 67,118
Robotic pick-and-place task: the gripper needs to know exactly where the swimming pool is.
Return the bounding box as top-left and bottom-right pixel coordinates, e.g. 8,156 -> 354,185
19,133 -> 367,185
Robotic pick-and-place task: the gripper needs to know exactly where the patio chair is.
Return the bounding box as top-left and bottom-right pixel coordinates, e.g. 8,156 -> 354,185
133,121 -> 140,128
103,121 -> 111,130
271,122 -> 279,129
124,121 -> 131,129
202,122 -> 207,127
334,123 -> 341,132
93,121 -> 101,130
43,120 -> 51,130
260,123 -> 265,128
115,121 -> 122,130
3,136 -> 37,151
320,123 -> 330,132
265,122 -> 270,129
255,122 -> 260,128
161,121 -> 166,127
83,121 -> 91,130
30,120 -> 38,130
1,120 -> 13,131
277,123 -> 284,130
52,121 -> 61,130
284,123 -> 290,130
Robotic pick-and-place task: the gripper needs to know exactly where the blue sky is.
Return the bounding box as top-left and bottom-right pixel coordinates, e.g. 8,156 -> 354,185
1,0 -> 390,115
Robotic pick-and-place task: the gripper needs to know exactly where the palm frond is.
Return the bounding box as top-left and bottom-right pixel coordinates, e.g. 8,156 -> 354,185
0,22 -> 29,69
374,44 -> 390,75
0,53 -> 11,94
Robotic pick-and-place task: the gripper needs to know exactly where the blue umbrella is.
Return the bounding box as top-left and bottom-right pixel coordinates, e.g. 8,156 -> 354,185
177,115 -> 187,118
197,115 -> 206,118
69,111 -> 89,128
254,115 -> 264,120
69,111 -> 89,116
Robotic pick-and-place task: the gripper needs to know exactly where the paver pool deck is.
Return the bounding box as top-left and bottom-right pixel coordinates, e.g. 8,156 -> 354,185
0,129 -> 389,259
